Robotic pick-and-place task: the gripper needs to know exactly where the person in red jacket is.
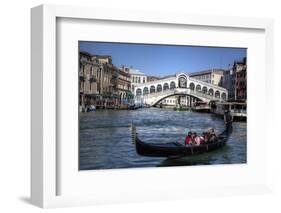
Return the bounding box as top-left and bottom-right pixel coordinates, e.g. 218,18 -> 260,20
185,132 -> 192,146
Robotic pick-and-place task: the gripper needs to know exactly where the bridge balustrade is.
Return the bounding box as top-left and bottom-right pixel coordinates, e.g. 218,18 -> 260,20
139,87 -> 223,101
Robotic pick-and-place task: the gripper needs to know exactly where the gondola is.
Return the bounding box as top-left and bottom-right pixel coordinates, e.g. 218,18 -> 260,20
132,123 -> 232,158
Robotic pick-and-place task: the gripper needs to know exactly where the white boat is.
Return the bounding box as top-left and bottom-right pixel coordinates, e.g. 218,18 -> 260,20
210,102 -> 246,121
191,101 -> 210,113
87,105 -> 96,112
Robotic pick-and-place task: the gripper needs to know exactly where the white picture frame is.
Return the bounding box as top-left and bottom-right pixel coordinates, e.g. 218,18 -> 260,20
31,4 -> 274,208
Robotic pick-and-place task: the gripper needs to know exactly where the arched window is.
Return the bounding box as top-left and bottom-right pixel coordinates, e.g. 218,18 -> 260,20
143,87 -> 149,96
189,83 -> 195,91
157,84 -> 162,92
208,88 -> 214,96
150,86 -> 156,94
170,81 -> 176,89
221,92 -> 227,100
215,91 -> 220,98
136,88 -> 142,96
202,86 -> 207,94
163,83 -> 169,91
196,85 -> 201,92
178,76 -> 187,88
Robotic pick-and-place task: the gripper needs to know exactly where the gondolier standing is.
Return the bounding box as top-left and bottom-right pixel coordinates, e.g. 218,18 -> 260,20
224,109 -> 233,128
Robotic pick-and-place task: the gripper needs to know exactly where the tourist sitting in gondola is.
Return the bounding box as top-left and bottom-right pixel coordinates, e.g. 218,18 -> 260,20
193,132 -> 201,146
200,132 -> 207,144
190,132 -> 195,145
185,132 -> 192,146
185,131 -> 216,146
205,128 -> 217,143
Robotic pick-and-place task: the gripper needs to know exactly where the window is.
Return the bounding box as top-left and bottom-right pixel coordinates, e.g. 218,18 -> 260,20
143,87 -> 149,96
196,84 -> 201,92
150,86 -> 155,94
215,91 -> 220,98
163,83 -> 169,91
157,84 -> 162,92
170,81 -> 176,89
136,88 -> 142,96
189,83 -> 195,91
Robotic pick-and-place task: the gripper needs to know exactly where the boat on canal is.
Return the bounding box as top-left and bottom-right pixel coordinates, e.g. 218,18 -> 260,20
173,104 -> 189,111
132,123 -> 232,158
210,101 -> 246,121
128,103 -> 142,110
191,101 -> 210,113
86,105 -> 96,112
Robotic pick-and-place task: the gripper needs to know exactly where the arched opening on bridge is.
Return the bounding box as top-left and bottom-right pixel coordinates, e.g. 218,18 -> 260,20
221,92 -> 226,100
136,88 -> 142,96
170,81 -> 176,89
178,75 -> 187,88
143,87 -> 149,96
157,84 -> 162,92
163,83 -> 169,91
152,94 -> 203,107
150,85 -> 155,94
196,84 -> 201,92
189,83 -> 195,91
208,88 -> 214,96
202,86 -> 207,94
215,90 -> 220,98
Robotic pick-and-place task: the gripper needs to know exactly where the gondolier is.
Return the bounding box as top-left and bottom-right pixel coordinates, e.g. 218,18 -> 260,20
224,109 -> 233,127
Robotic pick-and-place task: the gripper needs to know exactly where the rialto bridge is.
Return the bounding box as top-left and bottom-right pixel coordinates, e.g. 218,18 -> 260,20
133,73 -> 228,106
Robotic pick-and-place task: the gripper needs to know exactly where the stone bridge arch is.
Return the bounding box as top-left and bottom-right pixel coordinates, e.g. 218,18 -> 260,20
133,73 -> 228,105
152,93 -> 204,106
143,88 -> 216,106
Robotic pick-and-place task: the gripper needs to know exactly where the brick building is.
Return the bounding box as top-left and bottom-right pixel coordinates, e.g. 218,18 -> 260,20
223,57 -> 247,101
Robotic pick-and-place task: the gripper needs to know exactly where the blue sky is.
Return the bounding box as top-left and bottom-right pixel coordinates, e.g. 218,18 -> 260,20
79,41 -> 246,77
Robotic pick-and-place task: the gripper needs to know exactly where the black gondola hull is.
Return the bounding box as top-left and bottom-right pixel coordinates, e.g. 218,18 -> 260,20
135,124 -> 232,157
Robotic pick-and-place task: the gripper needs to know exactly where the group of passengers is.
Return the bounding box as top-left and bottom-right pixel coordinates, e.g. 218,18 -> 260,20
184,128 -> 217,146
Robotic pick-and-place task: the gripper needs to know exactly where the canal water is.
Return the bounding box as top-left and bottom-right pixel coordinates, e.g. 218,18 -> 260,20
79,108 -> 246,170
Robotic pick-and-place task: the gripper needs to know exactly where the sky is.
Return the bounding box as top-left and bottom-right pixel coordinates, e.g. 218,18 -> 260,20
79,41 -> 246,77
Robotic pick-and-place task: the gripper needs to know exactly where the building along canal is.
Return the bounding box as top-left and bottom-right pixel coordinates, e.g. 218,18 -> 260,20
79,108 -> 246,170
